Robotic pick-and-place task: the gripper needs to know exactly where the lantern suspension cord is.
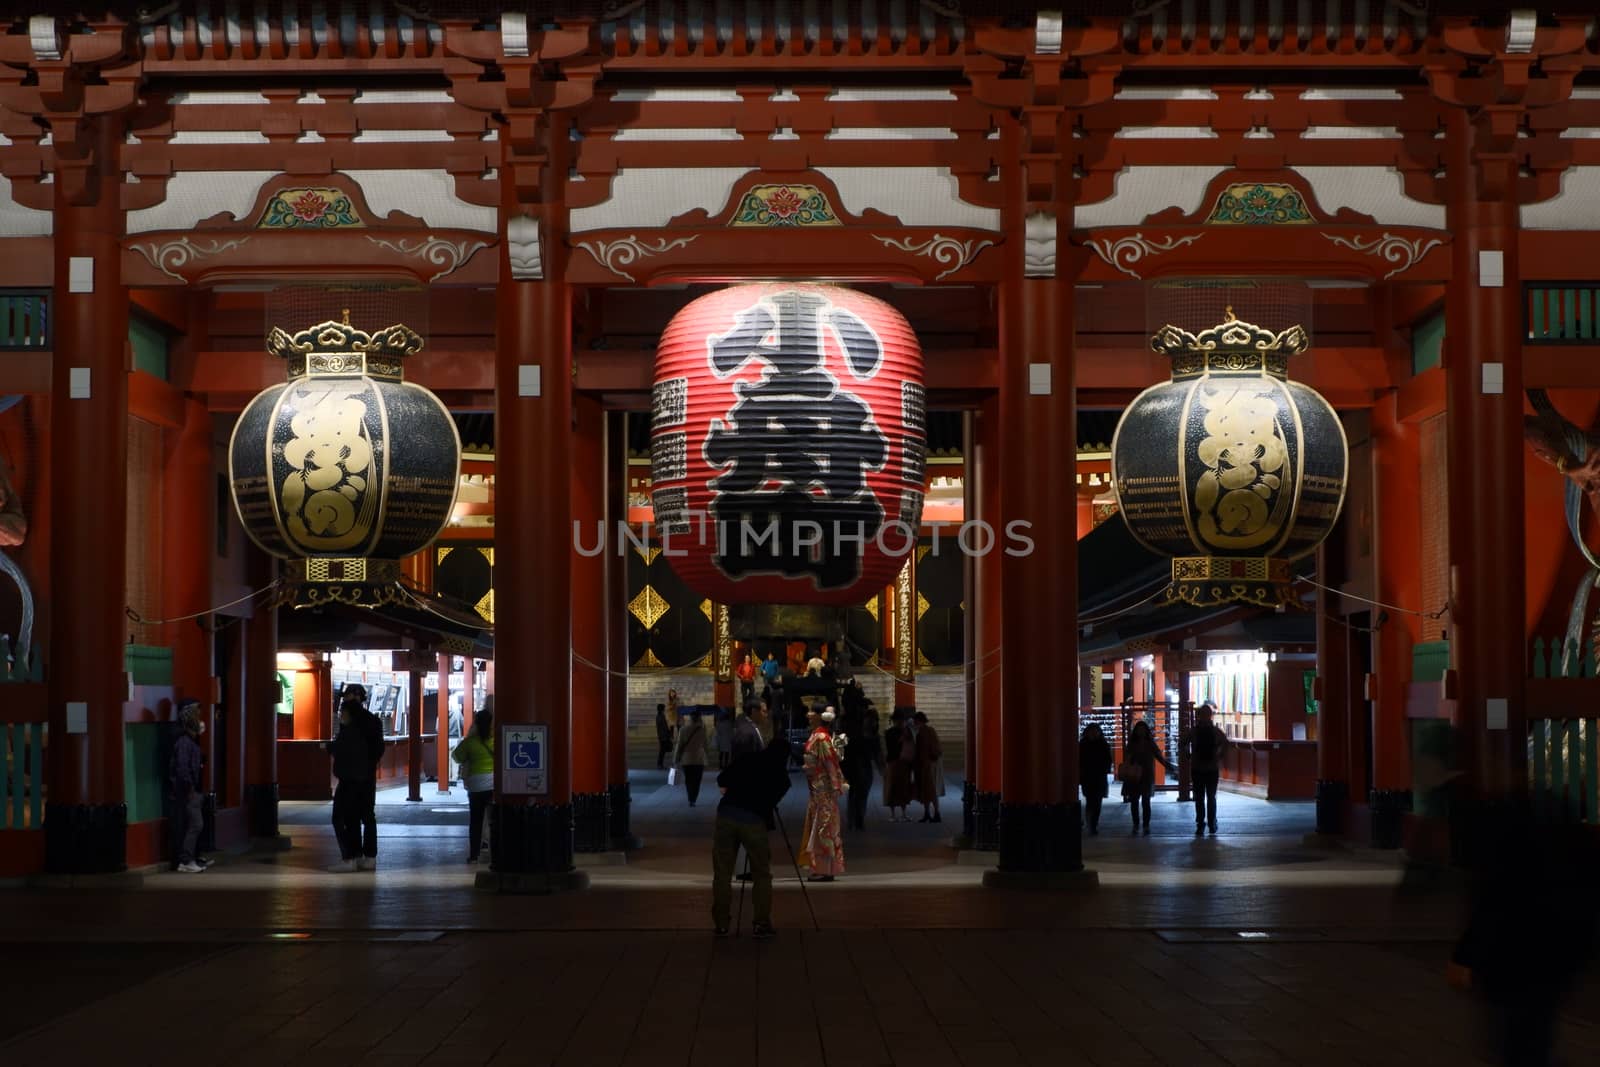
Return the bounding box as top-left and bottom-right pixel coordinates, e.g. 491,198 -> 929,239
1291,575 -> 1448,620
1077,585 -> 1169,626
397,584 -> 494,631
125,581 -> 281,626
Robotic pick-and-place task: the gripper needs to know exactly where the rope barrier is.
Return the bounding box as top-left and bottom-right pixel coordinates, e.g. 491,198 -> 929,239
1292,574 -> 1448,620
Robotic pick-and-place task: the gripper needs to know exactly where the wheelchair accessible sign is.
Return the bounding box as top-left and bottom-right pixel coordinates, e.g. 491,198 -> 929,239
501,724 -> 548,796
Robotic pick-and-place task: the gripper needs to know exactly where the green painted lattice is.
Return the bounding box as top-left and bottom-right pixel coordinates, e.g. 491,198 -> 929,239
0,289 -> 48,349
1525,285 -> 1600,343
1529,636 -> 1600,825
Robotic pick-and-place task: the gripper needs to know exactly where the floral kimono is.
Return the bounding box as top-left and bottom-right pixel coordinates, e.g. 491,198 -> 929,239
797,727 -> 846,877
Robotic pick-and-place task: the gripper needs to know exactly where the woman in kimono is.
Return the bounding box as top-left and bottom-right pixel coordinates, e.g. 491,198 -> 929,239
797,708 -> 847,882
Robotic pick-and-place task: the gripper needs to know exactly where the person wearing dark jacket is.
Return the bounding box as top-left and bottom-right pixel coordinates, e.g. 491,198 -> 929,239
1121,719 -> 1174,835
352,687 -> 386,868
655,703 -> 673,769
327,694 -> 374,872
840,700 -> 881,831
1181,703 -> 1229,835
170,701 -> 208,873
1078,723 -> 1113,835
710,701 -> 792,940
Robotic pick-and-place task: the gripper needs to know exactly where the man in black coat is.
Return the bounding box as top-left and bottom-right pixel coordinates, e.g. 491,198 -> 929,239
710,701 -> 792,940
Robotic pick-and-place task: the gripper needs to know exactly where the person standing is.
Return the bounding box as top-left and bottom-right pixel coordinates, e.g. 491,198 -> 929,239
452,699 -> 495,863
882,709 -> 915,822
1078,722 -> 1113,835
736,653 -> 757,706
1121,719 -> 1174,835
169,701 -> 208,874
840,699 -> 879,831
710,699 -> 792,939
345,685 -> 386,870
1183,702 -> 1229,835
655,703 -> 673,770
327,693 -> 374,872
674,708 -> 709,806
759,651 -> 780,690
798,708 -> 846,882
912,711 -> 944,823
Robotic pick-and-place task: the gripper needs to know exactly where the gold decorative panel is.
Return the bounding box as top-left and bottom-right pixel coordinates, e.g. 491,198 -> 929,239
629,585 -> 668,629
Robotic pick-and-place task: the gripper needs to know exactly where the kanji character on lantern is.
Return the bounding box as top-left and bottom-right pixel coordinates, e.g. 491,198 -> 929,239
651,284 -> 925,606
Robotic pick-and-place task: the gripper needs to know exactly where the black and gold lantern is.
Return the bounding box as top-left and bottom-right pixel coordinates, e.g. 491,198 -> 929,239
229,313 -> 461,607
1111,309 -> 1347,608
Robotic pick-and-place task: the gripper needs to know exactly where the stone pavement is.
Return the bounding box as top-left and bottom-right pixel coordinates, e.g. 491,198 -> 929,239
2,929 -> 1597,1065
1,774 -> 1596,1064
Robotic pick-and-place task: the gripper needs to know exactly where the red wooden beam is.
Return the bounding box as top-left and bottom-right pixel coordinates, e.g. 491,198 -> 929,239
1396,367 -> 1446,424
129,370 -> 186,429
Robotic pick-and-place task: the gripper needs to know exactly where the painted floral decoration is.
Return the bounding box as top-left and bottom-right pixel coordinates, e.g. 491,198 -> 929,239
1205,183 -> 1314,225
764,186 -> 806,219
730,184 -> 842,227
290,191 -> 330,223
258,187 -> 364,229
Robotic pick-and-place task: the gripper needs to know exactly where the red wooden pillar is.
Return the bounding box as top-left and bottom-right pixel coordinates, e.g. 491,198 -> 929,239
462,657 -> 477,737
45,114 -> 131,873
972,394 -> 1004,845
571,395 -> 609,850
1371,392 -> 1420,798
436,652 -> 451,793
407,661 -> 423,803
1443,109 -> 1527,799
162,397 -> 213,713
1314,545 -> 1351,834
605,411 -> 637,848
243,547 -> 281,839
989,114 -> 1083,883
490,112 -> 580,885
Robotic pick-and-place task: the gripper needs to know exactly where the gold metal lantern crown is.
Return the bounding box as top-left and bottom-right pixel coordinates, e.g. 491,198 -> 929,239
265,309 -> 424,382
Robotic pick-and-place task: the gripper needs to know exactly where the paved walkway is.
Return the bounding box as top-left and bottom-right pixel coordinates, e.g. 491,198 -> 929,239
2,773 -> 1596,1064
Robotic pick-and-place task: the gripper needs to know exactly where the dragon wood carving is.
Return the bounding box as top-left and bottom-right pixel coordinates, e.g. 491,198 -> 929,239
0,450 -> 33,676
1525,389 -> 1600,668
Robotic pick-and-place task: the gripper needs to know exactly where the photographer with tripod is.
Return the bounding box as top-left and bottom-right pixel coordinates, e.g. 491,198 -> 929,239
710,700 -> 793,940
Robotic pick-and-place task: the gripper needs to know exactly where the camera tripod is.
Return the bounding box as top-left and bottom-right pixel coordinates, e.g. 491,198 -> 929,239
735,807 -> 820,937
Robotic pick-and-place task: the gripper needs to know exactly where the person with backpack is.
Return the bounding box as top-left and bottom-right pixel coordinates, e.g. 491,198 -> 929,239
1184,702 -> 1230,835
710,698 -> 792,939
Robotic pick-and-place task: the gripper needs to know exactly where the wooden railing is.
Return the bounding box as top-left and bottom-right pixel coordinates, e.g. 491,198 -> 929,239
1525,284 -> 1600,344
2,720 -> 44,829
0,289 -> 49,350
1528,636 -> 1600,825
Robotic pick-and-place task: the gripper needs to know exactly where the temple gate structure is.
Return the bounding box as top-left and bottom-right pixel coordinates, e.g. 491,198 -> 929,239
2,4 -> 1599,883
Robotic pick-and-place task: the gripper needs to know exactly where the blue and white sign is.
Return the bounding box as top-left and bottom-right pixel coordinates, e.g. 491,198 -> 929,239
501,724 -> 548,796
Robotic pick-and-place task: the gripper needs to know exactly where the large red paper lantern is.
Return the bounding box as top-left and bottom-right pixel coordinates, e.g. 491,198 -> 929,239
650,284 -> 926,606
